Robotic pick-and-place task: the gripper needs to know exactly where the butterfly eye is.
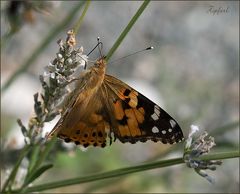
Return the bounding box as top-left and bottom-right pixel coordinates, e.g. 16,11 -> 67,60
94,58 -> 106,68
94,61 -> 101,67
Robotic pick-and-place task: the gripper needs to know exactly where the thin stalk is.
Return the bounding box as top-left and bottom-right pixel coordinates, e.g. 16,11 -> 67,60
106,0 -> 150,61
210,120 -> 239,136
199,150 -> 239,161
20,157 -> 183,193
0,30 -> 15,49
2,145 -> 31,192
26,136 -> 57,178
20,150 -> 239,193
73,0 -> 91,34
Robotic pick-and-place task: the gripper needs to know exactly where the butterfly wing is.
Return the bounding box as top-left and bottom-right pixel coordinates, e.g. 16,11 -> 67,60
48,72 -> 184,148
47,74 -> 116,148
48,90 -> 115,148
103,74 -> 184,144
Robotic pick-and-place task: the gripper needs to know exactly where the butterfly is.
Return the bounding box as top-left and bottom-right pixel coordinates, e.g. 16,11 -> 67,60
47,57 -> 184,148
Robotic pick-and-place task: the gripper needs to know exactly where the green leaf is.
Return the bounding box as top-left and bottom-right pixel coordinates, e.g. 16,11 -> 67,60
28,145 -> 40,174
32,136 -> 57,172
23,164 -> 53,187
1,145 -> 31,192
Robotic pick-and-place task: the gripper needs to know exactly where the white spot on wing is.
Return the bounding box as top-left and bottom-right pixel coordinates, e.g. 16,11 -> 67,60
170,119 -> 176,128
154,106 -> 160,116
152,126 -> 159,133
168,128 -> 172,133
161,130 -> 166,134
151,113 -> 159,121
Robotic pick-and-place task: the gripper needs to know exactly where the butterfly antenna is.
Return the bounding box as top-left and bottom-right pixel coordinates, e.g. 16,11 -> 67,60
77,53 -> 88,69
97,37 -> 103,59
108,46 -> 154,64
87,37 -> 103,56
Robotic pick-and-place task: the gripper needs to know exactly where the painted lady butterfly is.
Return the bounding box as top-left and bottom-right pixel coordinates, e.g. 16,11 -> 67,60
47,57 -> 184,148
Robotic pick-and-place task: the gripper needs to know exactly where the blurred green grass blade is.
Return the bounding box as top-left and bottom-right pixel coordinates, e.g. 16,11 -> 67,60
73,0 -> 91,34
22,157 -> 184,192
23,144 -> 40,186
199,150 -> 239,160
1,1 -> 86,93
23,164 -> 53,187
22,150 -> 239,193
106,0 -> 150,61
31,136 -> 57,172
2,145 -> 31,192
217,142 -> 239,149
210,120 -> 239,136
83,175 -> 123,193
27,144 -> 40,173
0,30 -> 15,49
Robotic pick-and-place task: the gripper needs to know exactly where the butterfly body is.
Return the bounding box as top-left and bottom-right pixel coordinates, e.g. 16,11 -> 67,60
47,58 -> 184,147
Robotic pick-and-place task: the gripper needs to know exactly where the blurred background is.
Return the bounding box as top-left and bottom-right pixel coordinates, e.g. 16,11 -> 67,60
1,1 -> 239,193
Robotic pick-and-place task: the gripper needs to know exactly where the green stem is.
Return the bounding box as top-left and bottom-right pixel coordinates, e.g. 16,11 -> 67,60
199,150 -> 239,160
2,145 -> 31,192
73,0 -> 91,34
1,1 -> 85,93
210,120 -> 239,136
20,150 -> 239,193
106,0 -> 150,61
0,30 -> 15,49
22,136 -> 57,188
22,157 -> 183,193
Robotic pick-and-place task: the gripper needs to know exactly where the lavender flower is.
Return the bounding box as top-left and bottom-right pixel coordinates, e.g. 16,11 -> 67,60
184,125 -> 222,183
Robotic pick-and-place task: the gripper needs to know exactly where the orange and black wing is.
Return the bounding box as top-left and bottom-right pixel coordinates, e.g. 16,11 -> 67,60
103,74 -> 184,145
47,74 -> 184,148
47,83 -> 113,148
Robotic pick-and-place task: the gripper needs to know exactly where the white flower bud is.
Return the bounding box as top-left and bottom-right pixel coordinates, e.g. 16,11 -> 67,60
57,53 -> 63,60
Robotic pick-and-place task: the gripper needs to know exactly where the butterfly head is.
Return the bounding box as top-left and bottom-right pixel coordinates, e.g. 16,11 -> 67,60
93,56 -> 107,71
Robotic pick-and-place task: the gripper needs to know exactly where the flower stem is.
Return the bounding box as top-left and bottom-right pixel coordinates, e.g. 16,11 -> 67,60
2,145 -> 31,192
73,0 -> 91,34
20,150 -> 239,193
199,150 -> 239,161
106,0 -> 150,61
